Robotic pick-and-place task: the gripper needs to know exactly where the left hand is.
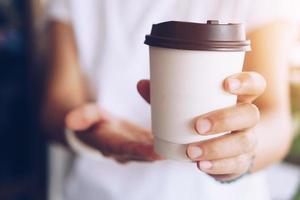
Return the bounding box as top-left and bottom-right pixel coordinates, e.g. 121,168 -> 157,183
65,104 -> 161,163
137,71 -> 266,181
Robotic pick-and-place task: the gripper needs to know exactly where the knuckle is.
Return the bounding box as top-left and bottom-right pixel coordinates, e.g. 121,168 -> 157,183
204,144 -> 219,159
259,76 -> 267,91
236,155 -> 250,172
242,103 -> 260,123
240,131 -> 256,152
248,71 -> 267,93
221,114 -> 232,128
218,160 -> 229,170
249,104 -> 260,121
247,71 -> 260,80
252,72 -> 267,87
210,109 -> 230,124
237,154 -> 249,165
249,129 -> 258,148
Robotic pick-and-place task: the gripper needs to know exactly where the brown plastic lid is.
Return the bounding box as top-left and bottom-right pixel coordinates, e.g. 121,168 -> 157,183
144,20 -> 251,52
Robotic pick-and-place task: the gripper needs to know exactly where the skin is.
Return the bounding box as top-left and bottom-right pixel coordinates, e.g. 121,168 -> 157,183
42,20 -> 296,181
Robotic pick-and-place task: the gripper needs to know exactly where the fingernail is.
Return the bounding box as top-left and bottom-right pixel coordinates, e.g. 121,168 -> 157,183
228,78 -> 241,91
196,118 -> 212,134
187,146 -> 203,159
198,161 -> 212,170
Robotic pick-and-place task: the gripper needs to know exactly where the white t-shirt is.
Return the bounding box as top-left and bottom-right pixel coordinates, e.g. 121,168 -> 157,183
47,1 -> 299,200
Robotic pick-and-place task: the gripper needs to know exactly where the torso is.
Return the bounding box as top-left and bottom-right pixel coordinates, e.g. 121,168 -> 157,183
64,1 -> 270,199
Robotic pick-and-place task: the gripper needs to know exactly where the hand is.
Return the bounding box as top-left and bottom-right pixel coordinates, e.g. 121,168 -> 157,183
65,104 -> 161,163
137,71 -> 266,181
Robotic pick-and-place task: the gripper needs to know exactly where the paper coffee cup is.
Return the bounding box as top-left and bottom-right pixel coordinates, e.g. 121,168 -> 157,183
144,20 -> 251,160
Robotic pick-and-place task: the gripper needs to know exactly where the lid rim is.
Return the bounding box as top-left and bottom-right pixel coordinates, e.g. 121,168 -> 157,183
146,43 -> 251,52
145,35 -> 251,51
145,21 -> 251,52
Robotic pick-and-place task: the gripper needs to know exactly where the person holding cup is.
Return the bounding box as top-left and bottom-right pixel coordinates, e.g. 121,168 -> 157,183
43,0 -> 300,199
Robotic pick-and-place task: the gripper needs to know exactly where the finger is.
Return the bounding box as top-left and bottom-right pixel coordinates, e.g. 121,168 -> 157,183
65,103 -> 102,131
186,129 -> 257,161
91,129 -> 161,161
115,158 -> 129,164
101,151 -> 114,158
209,174 -> 243,182
78,122 -> 161,161
223,71 -> 266,103
197,154 -> 252,175
102,152 -> 130,164
102,147 -> 159,162
137,79 -> 150,104
100,153 -> 130,164
90,147 -> 141,163
114,140 -> 162,161
195,103 -> 260,135
109,155 -> 130,164
113,154 -> 157,163
115,154 -> 157,162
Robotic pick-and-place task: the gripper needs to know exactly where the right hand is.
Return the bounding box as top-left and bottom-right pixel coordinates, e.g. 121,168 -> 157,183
65,103 -> 161,163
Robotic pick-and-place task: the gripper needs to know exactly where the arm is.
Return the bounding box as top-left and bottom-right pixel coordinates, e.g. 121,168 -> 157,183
244,21 -> 295,171
185,21 -> 296,180
41,21 -> 90,144
136,21 -> 296,181
41,21 -> 159,161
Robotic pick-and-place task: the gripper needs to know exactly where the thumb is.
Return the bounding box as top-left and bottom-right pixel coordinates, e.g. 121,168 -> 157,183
65,103 -> 102,131
137,79 -> 150,104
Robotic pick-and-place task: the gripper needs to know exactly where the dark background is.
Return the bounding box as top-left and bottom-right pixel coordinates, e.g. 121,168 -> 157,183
0,0 -> 47,199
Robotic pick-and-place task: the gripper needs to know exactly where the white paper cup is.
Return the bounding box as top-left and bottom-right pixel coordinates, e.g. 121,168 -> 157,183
150,47 -> 245,160
145,21 -> 250,160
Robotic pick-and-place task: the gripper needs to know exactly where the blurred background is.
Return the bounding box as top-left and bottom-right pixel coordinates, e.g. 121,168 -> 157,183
0,0 -> 300,200
0,0 -> 47,200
